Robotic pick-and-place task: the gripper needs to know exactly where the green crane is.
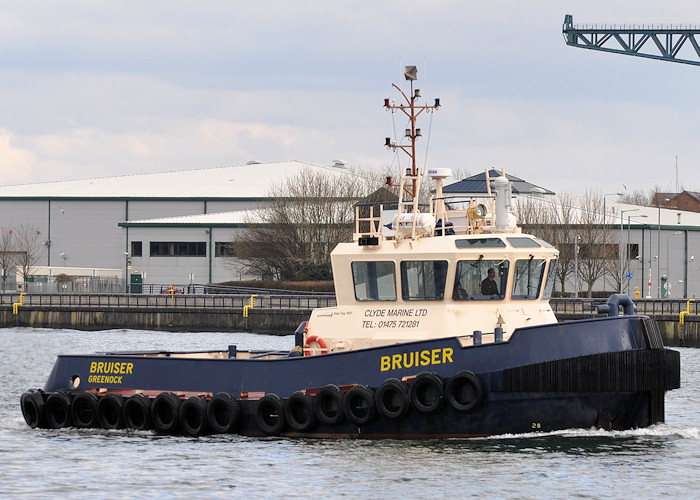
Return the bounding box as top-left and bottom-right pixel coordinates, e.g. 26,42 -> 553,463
563,13 -> 700,66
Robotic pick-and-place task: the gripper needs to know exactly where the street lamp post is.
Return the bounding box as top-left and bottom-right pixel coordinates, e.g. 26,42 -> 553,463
657,197 -> 670,298
603,192 -> 623,290
574,235 -> 581,298
620,209 -> 641,292
666,231 -> 682,297
626,214 -> 647,293
124,252 -> 131,293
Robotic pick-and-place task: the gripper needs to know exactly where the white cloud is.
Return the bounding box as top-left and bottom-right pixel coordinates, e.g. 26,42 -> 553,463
0,132 -> 36,183
0,1 -> 699,193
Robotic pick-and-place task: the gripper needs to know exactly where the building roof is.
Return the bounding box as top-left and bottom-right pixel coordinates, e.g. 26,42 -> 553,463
0,161 -> 354,200
444,169 -> 555,196
119,210 -> 262,227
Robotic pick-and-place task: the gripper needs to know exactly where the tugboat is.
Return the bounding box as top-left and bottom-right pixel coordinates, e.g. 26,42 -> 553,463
20,67 -> 680,438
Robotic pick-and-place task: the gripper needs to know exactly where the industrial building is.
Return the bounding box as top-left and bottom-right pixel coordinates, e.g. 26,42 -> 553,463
1,162 -> 700,298
0,160 -> 355,291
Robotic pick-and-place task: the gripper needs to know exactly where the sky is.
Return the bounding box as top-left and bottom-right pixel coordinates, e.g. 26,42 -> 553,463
1,1 -> 700,196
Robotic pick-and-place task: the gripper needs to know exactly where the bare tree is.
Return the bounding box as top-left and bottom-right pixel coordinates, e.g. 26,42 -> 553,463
620,189 -> 652,206
229,168 -> 383,280
516,193 -> 577,295
0,227 -> 17,291
14,224 -> 43,286
576,191 -> 615,297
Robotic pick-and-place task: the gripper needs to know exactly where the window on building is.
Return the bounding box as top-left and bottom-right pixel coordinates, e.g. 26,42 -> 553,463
352,261 -> 396,301
627,243 -> 639,260
400,261 -> 448,301
215,242 -> 235,257
149,241 -> 206,257
131,241 -> 142,257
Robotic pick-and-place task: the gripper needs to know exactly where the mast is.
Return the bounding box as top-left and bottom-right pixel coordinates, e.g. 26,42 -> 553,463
384,66 -> 441,199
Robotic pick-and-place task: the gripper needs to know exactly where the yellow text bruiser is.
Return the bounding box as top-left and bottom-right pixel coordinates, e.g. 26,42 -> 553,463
380,347 -> 453,372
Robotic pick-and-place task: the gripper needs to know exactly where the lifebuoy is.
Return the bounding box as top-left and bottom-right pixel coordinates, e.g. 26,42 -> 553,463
151,392 -> 181,434
303,335 -> 328,356
123,394 -> 152,431
343,385 -> 376,426
409,372 -> 445,415
375,378 -> 411,421
179,396 -> 208,436
45,391 -> 72,429
255,393 -> 286,436
97,393 -> 125,429
20,390 -> 47,429
445,370 -> 484,413
207,392 -> 241,434
71,392 -> 99,428
284,391 -> 317,432
313,385 -> 345,426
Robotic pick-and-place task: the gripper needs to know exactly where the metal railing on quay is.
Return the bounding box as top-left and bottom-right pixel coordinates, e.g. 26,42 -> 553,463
550,297 -> 700,316
3,292 -> 696,317
127,283 -> 335,296
0,293 -> 337,310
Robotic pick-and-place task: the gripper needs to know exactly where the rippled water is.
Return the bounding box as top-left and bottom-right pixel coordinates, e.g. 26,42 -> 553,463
2,328 -> 699,498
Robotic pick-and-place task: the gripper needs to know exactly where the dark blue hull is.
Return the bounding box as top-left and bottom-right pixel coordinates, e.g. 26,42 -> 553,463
21,314 -> 680,438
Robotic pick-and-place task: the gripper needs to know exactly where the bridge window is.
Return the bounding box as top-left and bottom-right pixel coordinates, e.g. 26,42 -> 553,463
453,259 -> 509,300
400,261 -> 448,301
456,238 -> 506,249
542,259 -> 558,299
512,258 -> 546,299
352,261 -> 396,301
507,237 -> 542,248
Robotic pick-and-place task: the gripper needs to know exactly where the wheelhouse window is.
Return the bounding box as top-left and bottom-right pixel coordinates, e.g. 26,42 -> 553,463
150,242 -> 206,257
453,259 -> 509,300
507,237 -> 542,248
542,259 -> 558,299
456,238 -> 506,249
512,258 -> 546,299
400,261 -> 448,301
352,261 -> 396,301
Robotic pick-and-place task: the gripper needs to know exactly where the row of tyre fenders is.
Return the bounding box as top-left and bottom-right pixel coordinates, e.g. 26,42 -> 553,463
20,370 -> 484,436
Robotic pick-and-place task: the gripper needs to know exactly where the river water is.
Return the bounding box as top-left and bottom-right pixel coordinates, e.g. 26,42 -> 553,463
2,327 -> 699,499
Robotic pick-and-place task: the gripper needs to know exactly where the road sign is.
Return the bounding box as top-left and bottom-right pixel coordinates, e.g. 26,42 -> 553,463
625,272 -> 632,280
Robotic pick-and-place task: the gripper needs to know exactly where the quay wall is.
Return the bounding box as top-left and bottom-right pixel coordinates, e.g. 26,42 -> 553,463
0,307 -> 310,335
0,293 -> 698,346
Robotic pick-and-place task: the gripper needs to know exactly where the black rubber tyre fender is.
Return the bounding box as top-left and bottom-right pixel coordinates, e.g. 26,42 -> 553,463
255,393 -> 286,436
445,370 -> 484,413
20,390 -> 47,429
97,393 -> 125,429
179,396 -> 208,437
45,391 -> 72,429
284,391 -> 317,432
123,394 -> 153,431
71,392 -> 99,428
375,378 -> 411,421
343,385 -> 377,427
206,392 -> 241,434
151,392 -> 181,434
313,384 -> 345,426
409,372 -> 446,415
